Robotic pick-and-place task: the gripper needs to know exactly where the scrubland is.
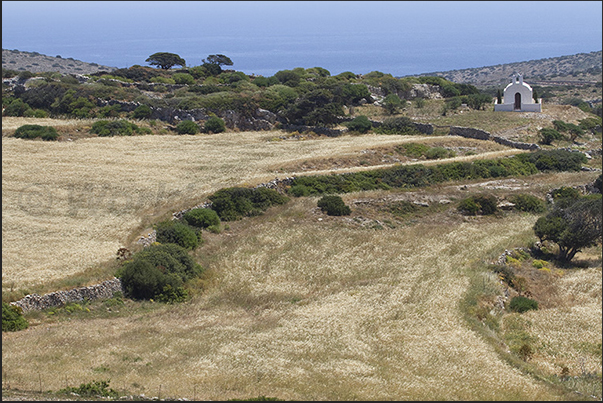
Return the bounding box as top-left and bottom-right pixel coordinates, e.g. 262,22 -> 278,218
2,113 -> 602,400
4,197 -> 593,401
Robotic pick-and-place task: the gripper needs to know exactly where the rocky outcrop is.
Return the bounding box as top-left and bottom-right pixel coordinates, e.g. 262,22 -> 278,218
400,84 -> 443,100
367,83 -> 443,103
95,99 -> 280,131
10,278 -> 123,313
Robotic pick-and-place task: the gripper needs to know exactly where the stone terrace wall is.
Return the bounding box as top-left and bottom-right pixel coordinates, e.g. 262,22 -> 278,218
10,278 -> 123,313
449,126 -> 540,150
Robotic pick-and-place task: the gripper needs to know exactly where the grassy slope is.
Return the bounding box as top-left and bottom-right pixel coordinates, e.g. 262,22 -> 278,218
2,106 -> 601,400
0,198 -> 581,400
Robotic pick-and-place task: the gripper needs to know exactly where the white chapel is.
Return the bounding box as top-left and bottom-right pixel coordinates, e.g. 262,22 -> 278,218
494,73 -> 541,112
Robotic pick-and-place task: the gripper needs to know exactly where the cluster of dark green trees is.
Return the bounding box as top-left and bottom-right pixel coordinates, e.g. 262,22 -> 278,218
538,118 -> 602,145
3,51 -> 495,128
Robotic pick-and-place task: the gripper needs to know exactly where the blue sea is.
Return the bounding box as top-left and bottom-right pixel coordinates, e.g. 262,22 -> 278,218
2,1 -> 602,77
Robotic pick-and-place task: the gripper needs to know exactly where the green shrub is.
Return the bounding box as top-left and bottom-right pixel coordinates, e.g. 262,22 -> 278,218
458,194 -> 498,215
399,143 -> 430,158
33,109 -> 49,118
374,116 -> 419,135
3,99 -> 32,117
517,149 -> 586,172
551,186 -> 581,201
538,128 -> 564,145
151,76 -> 176,84
90,120 -> 138,137
425,146 -> 455,160
155,220 -> 200,250
173,72 -> 195,85
509,194 -> 546,213
156,284 -> 189,304
132,104 -> 152,119
457,197 -> 480,215
59,380 -> 118,398
183,208 -> 220,229
13,124 -> 59,141
317,195 -> 351,216
117,243 -> 203,300
345,115 -> 372,133
2,302 -> 29,332
204,116 -> 226,133
508,296 -> 538,313
208,187 -> 289,221
175,120 -> 200,135
532,259 -> 548,269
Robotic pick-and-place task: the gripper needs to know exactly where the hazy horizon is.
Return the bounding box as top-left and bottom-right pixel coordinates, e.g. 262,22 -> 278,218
2,1 -> 602,77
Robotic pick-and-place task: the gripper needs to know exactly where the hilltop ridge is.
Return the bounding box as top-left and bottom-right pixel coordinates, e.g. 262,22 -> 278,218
3,48 -> 602,88
2,48 -> 117,75
413,50 -> 602,87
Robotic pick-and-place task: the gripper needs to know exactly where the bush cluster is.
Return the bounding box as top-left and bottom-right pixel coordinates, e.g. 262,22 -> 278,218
516,149 -> 586,172
2,302 -> 29,332
457,194 -> 498,215
317,195 -> 351,216
183,208 -> 221,229
13,124 -> 59,141
538,127 -> 564,145
117,243 -> 203,301
399,143 -> 430,158
175,120 -> 200,135
374,117 -> 420,135
155,220 -> 201,250
509,194 -> 546,213
208,187 -> 289,221
508,296 -> 539,313
204,116 -> 226,133
59,380 -> 119,398
90,120 -> 140,136
345,115 -> 372,133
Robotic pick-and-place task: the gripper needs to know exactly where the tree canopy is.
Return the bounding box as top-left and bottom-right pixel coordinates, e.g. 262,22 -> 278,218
202,54 -> 233,75
145,52 -> 186,70
534,194 -> 602,262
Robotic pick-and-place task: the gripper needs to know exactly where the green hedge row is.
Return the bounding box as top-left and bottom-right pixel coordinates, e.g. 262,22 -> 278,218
288,150 -> 584,197
208,187 -> 289,221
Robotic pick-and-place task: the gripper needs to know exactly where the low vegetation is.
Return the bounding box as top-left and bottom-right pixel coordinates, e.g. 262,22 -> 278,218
208,187 -> 289,221
317,195 -> 351,216
13,124 -> 58,140
2,50 -> 601,401
2,302 -> 29,332
116,243 -> 203,301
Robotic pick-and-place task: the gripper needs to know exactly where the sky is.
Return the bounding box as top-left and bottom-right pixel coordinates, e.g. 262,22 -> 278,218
2,1 -> 602,77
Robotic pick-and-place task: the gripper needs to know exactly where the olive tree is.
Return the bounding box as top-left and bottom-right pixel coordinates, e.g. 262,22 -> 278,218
534,195 -> 602,262
202,54 -> 233,75
145,52 -> 186,70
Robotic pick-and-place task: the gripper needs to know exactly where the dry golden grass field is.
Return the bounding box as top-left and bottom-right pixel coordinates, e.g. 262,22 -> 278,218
2,114 -> 602,401
1,122 -> 522,294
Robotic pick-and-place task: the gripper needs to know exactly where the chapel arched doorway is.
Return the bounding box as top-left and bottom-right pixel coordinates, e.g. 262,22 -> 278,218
514,92 -> 521,110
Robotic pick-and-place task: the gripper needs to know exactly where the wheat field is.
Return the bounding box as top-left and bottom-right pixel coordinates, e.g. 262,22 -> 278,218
2,120 -> 601,400
2,200 -> 565,400
2,130 -> 520,292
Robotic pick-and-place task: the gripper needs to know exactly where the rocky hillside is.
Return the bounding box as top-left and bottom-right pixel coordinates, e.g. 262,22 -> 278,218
2,48 -> 117,75
414,50 -> 602,87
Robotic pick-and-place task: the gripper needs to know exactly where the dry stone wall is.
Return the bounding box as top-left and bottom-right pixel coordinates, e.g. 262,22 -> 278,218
449,126 -> 540,150
10,278 -> 123,313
